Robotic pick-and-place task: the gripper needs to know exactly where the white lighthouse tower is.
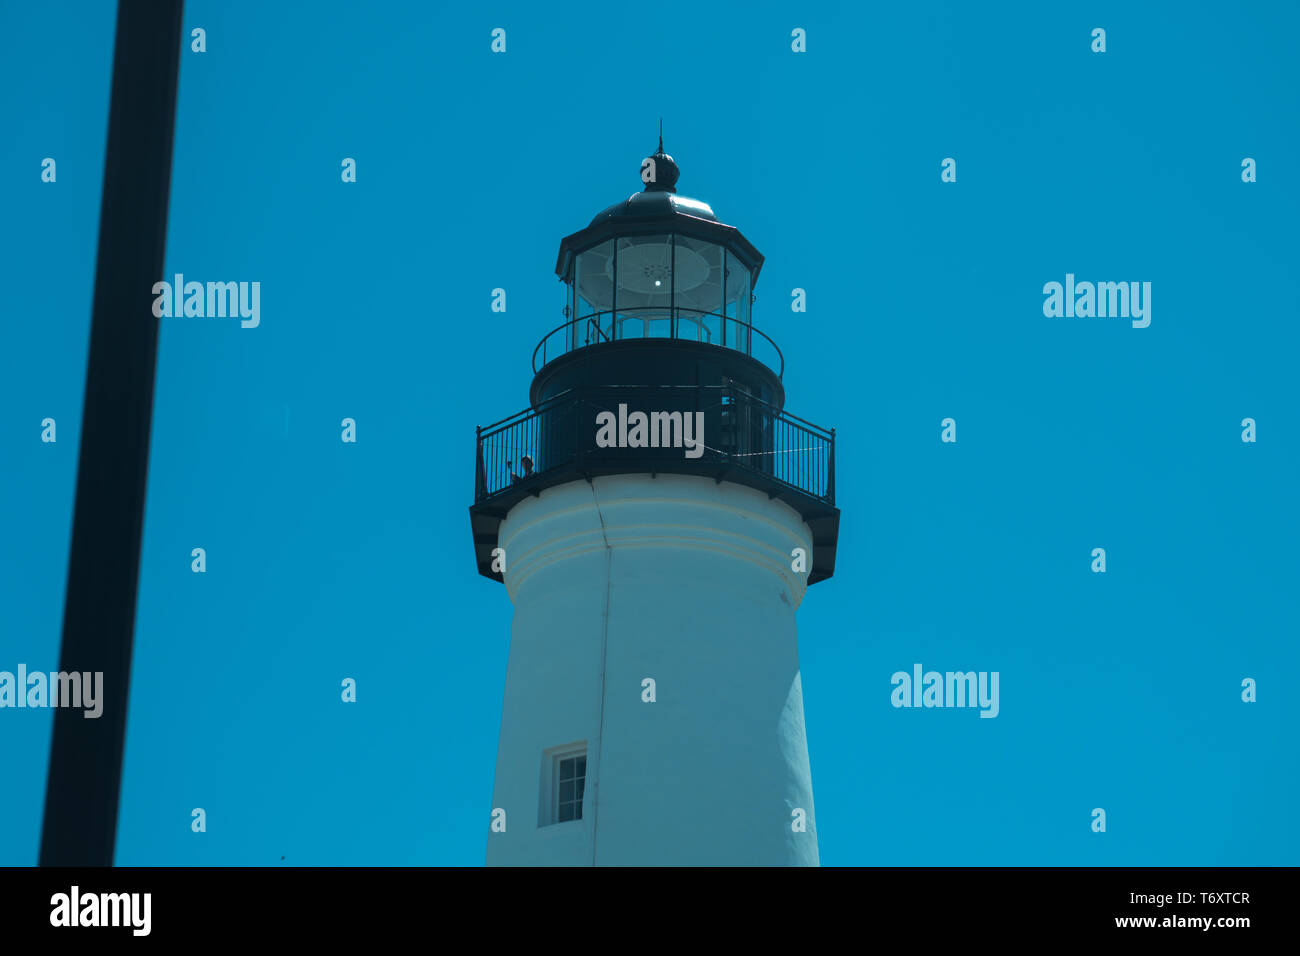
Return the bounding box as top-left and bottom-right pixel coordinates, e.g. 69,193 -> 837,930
469,140 -> 839,865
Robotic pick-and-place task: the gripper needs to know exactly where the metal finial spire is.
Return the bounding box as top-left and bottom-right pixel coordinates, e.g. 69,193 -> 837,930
643,121 -> 679,193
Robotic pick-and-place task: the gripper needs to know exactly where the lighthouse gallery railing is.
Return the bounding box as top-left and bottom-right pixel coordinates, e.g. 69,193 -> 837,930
474,385 -> 835,506
532,309 -> 785,378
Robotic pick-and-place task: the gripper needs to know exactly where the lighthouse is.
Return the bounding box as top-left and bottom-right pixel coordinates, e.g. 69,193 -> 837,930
469,138 -> 840,866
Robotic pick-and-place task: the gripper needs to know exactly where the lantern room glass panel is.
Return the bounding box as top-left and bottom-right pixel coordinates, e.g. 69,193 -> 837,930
673,234 -> 723,345
573,240 -> 614,348
723,251 -> 752,354
613,234 -> 673,339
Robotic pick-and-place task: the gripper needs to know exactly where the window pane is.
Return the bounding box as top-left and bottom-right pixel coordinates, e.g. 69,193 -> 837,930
724,251 -> 751,322
674,234 -> 723,320
574,240 -> 615,318
610,234 -> 669,340
724,251 -> 752,354
559,780 -> 574,802
614,234 -> 673,317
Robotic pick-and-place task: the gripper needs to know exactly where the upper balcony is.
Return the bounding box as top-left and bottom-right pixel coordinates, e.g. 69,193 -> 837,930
533,307 -> 784,378
468,384 -> 839,587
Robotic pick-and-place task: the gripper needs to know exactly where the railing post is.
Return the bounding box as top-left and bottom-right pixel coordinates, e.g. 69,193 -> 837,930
827,427 -> 836,504
726,379 -> 736,465
475,425 -> 486,500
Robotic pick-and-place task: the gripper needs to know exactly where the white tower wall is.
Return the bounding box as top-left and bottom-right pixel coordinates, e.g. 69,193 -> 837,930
486,473 -> 819,866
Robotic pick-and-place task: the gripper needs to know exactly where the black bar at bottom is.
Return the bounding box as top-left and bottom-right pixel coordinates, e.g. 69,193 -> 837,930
0,866 -> 1282,941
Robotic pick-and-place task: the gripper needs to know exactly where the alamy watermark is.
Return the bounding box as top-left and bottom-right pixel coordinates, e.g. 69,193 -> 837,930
1043,274 -> 1151,328
891,664 -> 999,718
595,404 -> 705,459
0,665 -> 103,718
151,275 -> 260,328
50,886 -> 150,936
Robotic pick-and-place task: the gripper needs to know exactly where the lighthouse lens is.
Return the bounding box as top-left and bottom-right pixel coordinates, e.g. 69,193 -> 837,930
609,235 -> 702,296
571,234 -> 736,340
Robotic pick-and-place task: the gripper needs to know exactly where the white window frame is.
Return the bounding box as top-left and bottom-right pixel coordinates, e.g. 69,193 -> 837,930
540,742 -> 587,827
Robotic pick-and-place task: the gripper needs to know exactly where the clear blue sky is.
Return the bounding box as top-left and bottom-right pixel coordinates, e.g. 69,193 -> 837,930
2,0 -> 1296,866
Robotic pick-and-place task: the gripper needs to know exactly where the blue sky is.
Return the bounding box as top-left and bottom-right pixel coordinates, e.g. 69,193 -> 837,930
1,0 -> 1296,865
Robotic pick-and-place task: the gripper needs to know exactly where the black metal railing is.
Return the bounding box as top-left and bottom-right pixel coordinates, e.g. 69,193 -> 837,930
474,385 -> 833,505
532,309 -> 785,378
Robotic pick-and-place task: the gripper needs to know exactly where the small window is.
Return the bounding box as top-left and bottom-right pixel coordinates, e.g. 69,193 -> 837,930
542,744 -> 587,826
555,753 -> 586,822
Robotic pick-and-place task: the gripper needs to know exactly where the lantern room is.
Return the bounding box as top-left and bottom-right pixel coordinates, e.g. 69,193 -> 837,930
533,138 -> 782,408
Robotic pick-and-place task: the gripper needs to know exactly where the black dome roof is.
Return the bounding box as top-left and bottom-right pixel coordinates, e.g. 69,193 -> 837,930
554,139 -> 764,283
588,189 -> 719,227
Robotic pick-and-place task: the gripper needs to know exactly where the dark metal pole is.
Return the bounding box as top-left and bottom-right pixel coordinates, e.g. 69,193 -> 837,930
39,0 -> 184,867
